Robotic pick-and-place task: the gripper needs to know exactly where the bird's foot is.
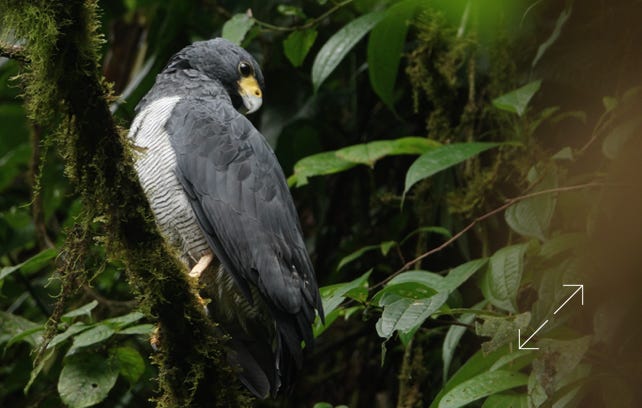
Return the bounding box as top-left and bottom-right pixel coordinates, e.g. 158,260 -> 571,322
189,252 -> 213,279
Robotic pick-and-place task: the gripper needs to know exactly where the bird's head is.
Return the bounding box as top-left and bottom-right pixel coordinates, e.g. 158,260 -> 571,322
165,38 -> 265,114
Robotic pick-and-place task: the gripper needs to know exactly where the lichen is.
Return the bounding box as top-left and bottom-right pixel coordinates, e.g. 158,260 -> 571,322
1,1 -> 250,406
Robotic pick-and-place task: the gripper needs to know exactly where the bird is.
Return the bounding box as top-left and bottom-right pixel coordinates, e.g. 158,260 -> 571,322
127,37 -> 324,398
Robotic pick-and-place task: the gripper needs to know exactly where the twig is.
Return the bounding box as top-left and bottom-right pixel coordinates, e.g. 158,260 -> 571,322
252,0 -> 354,32
0,42 -> 29,63
371,182 -> 606,291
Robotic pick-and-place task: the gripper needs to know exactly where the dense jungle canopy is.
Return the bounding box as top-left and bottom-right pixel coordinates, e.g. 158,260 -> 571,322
1,0 -> 641,407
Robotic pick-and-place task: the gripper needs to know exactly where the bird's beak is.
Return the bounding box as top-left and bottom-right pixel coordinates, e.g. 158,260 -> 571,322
237,76 -> 263,114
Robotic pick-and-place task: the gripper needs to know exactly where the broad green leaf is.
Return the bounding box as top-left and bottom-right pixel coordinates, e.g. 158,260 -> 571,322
277,4 -> 306,18
492,80 -> 542,116
25,348 -> 55,393
289,151 -> 356,187
532,6 -> 572,68
375,292 -> 448,339
367,0 -> 421,109
313,403 -> 333,408
118,323 -> 154,335
372,281 -> 438,305
58,353 -> 118,408
312,11 -> 385,92
438,370 -> 529,408
337,244 -> 379,271
442,258 -> 489,294
336,137 -> 440,166
482,394 -> 528,408
443,312 -> 476,383
61,300 -> 98,322
7,326 -> 44,348
386,270 -> 446,292
505,166 -> 558,241
490,350 -> 535,372
0,311 -> 41,346
283,29 -> 318,67
103,311 -> 144,329
404,143 -> 502,195
0,248 -> 57,281
483,242 -> 531,312
401,226 -> 452,245
319,270 -> 371,317
222,14 -> 255,45
48,323 -> 91,349
110,346 -> 145,385
70,324 -> 115,350
476,312 -> 531,353
430,346 -> 512,408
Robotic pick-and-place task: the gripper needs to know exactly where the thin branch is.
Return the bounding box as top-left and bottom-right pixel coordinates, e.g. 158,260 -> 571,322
371,182 -> 607,291
252,0 -> 354,32
0,42 -> 29,63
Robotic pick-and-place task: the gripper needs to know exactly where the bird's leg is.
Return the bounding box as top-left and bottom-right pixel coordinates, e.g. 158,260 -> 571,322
189,251 -> 214,279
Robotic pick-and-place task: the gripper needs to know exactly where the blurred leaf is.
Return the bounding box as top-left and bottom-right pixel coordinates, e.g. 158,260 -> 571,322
602,96 -> 617,112
0,311 -> 41,346
58,353 -> 118,408
48,323 -> 91,349
438,370 -> 529,408
110,346 -> 145,385
222,13 -> 255,45
337,240 -> 396,270
289,151 -> 356,187
602,117 -> 642,159
118,323 -> 154,335
532,6 -> 571,68
443,312 -> 476,383
277,4 -> 306,18
367,0 -> 421,109
476,312 -> 531,353
492,80 -> 542,116
0,143 -> 30,191
70,324 -> 115,350
505,166 -> 558,241
0,248 -> 57,281
61,300 -> 98,322
482,394 -> 528,408
312,11 -> 385,92
482,242 -> 531,312
336,137 -> 440,166
7,326 -> 44,348
404,142 -> 502,196
375,292 -> 448,339
103,311 -> 144,329
283,29 -> 318,67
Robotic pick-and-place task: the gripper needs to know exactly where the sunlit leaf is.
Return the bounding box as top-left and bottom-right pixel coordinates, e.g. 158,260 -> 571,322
58,353 -> 118,408
312,11 -> 385,92
336,137 -> 439,166
367,0 -> 422,109
438,370 -> 529,408
222,13 -> 255,45
492,80 -> 542,116
283,29 -> 318,67
482,394 -> 528,408
404,143 -> 502,196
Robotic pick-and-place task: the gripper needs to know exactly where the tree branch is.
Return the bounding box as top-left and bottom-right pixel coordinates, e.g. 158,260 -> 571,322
0,41 -> 29,63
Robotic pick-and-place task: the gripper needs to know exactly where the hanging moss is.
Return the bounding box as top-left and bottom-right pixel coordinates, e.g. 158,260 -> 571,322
1,1 -> 250,406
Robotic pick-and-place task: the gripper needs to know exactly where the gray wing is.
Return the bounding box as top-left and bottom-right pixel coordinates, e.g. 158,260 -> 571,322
165,96 -> 323,357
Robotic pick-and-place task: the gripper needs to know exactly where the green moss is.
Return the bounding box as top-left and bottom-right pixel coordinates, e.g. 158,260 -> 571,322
2,1 -> 250,406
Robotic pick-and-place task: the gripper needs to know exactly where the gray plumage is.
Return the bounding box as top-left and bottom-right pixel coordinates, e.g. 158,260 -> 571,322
128,38 -> 323,398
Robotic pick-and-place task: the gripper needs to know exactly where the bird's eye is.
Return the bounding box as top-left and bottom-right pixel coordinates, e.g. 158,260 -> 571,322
238,61 -> 253,77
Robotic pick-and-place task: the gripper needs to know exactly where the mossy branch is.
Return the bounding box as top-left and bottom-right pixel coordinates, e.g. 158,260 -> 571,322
2,0 -> 250,406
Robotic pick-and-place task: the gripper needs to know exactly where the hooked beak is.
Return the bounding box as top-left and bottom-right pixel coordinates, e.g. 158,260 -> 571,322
237,76 -> 263,114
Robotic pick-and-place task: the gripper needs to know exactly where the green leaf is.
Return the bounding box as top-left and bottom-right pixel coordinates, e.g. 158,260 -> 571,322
438,370 -> 529,408
222,14 -> 255,45
61,300 -> 98,322
337,244 -> 379,271
492,80 -> 542,116
0,311 -> 41,346
103,311 -> 144,329
602,117 -> 642,159
48,323 -> 91,349
443,312 -> 477,382
277,4 -> 306,18
110,346 -> 145,385
7,326 -> 44,348
336,137 -> 440,166
482,394 -> 528,408
373,282 -> 439,305
404,142 -> 502,196
532,6 -> 572,68
483,242 -> 531,312
289,151 -> 356,187
442,258 -> 489,294
283,29 -> 318,67
0,248 -> 57,281
477,312 -> 531,353
312,11 -> 385,92
70,324 -> 115,350
58,353 -> 118,408
367,0 -> 421,109
319,270 -> 371,317
118,323 -> 154,335
505,166 -> 558,241
375,292 -> 448,339
385,270 -> 447,292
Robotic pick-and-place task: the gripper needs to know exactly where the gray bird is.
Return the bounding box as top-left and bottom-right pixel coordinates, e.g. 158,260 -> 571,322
127,38 -> 323,398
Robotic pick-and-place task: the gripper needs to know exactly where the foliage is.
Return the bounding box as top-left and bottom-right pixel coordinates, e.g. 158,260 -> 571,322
2,0 -> 642,407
